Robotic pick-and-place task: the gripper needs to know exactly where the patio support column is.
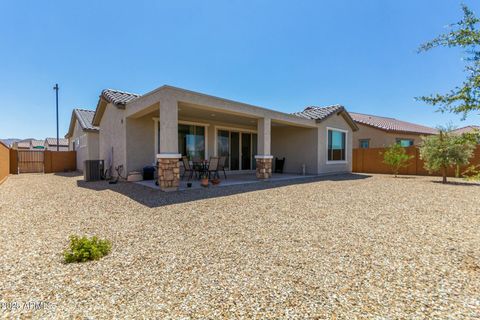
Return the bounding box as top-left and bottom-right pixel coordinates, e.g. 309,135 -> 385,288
157,96 -> 181,191
255,117 -> 273,179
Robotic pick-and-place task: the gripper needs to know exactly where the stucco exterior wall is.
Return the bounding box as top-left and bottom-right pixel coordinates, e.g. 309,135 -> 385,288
99,103 -> 126,176
87,132 -> 100,161
70,119 -> 87,171
317,113 -> 353,174
126,115 -> 155,173
69,119 -> 99,172
271,126 -> 318,174
352,123 -> 425,148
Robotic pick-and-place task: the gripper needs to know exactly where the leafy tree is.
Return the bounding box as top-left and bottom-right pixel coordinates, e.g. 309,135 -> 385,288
417,5 -> 480,118
419,128 -> 477,183
382,143 -> 413,177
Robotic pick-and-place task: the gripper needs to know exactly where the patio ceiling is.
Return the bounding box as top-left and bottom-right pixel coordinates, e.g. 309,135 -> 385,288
178,102 -> 258,127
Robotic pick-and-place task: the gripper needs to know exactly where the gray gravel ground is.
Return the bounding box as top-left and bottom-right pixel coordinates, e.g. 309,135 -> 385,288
0,173 -> 479,319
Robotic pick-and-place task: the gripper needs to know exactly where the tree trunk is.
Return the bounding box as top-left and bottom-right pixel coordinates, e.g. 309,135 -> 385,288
442,165 -> 447,184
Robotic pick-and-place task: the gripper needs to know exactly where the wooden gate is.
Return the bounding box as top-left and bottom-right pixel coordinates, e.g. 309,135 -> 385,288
17,150 -> 44,173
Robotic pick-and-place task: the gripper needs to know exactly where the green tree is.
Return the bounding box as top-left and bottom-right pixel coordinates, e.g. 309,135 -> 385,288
382,143 -> 413,177
419,128 -> 477,183
417,5 -> 480,118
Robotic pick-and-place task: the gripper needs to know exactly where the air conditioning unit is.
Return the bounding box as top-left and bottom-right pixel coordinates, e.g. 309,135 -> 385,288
84,160 -> 104,182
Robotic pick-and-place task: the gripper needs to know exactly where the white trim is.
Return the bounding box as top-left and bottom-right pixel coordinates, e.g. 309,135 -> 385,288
156,153 -> 181,159
326,127 -> 348,165
254,155 -> 273,159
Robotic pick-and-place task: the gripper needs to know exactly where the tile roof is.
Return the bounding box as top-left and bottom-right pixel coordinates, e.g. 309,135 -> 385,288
293,105 -> 345,121
74,109 -> 98,131
349,112 -> 438,135
101,89 -> 140,105
45,137 -> 69,146
451,125 -> 480,135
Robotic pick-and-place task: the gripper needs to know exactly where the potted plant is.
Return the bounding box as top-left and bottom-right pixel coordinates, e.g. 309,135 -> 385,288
199,171 -> 209,187
211,177 -> 221,185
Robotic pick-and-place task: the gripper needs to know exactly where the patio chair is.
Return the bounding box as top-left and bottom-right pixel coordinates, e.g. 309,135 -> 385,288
182,156 -> 195,180
218,156 -> 227,179
207,157 -> 220,179
274,157 -> 285,173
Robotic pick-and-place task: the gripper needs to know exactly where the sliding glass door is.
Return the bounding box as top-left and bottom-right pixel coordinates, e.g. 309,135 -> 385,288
216,130 -> 257,171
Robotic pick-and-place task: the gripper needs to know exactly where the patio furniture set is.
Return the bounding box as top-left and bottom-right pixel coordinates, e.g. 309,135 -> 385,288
182,156 -> 228,181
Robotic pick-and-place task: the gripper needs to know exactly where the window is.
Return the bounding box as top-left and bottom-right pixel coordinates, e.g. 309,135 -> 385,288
359,139 -> 370,149
327,129 -> 346,162
396,139 -> 414,147
178,124 -> 205,160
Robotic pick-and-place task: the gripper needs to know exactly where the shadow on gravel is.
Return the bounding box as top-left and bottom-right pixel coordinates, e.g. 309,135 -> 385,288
54,171 -> 83,178
76,173 -> 371,208
431,180 -> 480,187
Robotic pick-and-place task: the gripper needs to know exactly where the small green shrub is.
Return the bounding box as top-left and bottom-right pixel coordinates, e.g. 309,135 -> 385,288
382,143 -> 413,177
64,235 -> 112,263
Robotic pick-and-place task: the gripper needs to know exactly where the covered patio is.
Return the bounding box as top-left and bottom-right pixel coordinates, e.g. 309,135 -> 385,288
124,86 -> 319,191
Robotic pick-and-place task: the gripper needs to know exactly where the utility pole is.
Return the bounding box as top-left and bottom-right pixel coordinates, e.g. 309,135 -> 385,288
53,84 -> 59,151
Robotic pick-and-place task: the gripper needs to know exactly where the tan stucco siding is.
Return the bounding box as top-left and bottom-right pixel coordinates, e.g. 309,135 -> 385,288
271,126 -> 318,174
317,114 -> 353,174
126,116 -> 155,173
99,103 -> 126,176
87,132 -> 99,161
69,119 -> 100,172
352,123 -> 425,148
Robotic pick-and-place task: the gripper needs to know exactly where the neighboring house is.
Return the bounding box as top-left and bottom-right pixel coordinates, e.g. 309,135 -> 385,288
90,86 -> 358,191
32,140 -> 45,150
12,139 -> 44,150
44,138 -> 69,151
451,125 -> 480,135
350,112 -> 437,148
65,109 -> 99,172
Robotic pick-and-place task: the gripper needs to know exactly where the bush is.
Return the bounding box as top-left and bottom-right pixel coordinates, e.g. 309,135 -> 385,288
64,235 -> 112,263
382,143 -> 413,177
420,129 -> 477,183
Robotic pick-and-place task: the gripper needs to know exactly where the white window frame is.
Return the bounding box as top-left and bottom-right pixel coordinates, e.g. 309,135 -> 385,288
326,127 -> 348,164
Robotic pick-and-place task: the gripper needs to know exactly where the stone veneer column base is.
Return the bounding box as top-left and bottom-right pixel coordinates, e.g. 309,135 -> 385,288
157,154 -> 181,192
255,155 -> 273,179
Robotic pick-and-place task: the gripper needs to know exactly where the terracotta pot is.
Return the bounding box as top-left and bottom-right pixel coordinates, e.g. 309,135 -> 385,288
200,178 -> 209,187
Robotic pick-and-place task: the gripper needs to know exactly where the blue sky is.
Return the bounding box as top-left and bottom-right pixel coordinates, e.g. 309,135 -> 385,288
1,0 -> 479,139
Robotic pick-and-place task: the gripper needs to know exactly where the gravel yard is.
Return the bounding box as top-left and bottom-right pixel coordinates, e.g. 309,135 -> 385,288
0,173 -> 479,318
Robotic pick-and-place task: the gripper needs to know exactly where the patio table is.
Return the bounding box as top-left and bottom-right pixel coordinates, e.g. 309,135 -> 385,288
193,160 -> 209,179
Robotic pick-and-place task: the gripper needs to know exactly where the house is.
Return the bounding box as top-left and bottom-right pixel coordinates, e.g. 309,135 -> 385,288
451,125 -> 480,135
65,109 -> 99,172
349,112 -> 437,148
44,138 -> 69,151
90,85 -> 358,191
12,139 -> 45,150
